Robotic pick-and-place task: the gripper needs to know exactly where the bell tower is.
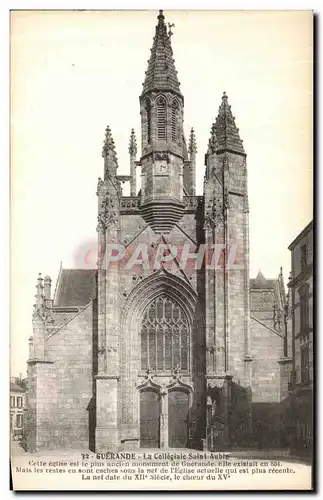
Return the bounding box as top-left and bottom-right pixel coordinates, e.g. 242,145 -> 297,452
139,10 -> 185,233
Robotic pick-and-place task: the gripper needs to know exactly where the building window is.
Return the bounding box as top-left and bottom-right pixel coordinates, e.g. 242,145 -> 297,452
171,101 -> 179,142
17,397 -> 23,408
145,100 -> 151,144
300,244 -> 307,272
300,335 -> 310,385
157,96 -> 166,141
16,414 -> 23,428
299,286 -> 309,334
10,396 -> 15,408
141,295 -> 189,372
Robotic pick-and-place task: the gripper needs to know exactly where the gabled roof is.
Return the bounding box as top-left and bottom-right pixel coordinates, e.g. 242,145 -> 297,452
250,271 -> 270,289
250,272 -> 282,307
141,10 -> 181,97
54,269 -> 97,307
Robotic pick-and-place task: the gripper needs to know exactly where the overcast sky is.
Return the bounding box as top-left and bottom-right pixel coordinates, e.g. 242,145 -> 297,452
10,10 -> 313,376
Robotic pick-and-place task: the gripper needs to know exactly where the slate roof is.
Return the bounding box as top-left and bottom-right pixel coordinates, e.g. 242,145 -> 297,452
10,381 -> 25,393
54,269 -> 97,307
141,10 -> 181,97
212,93 -> 245,156
250,271 -> 273,289
250,272 -> 282,306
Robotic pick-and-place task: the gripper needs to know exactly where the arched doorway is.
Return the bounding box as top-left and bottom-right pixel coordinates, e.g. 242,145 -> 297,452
168,389 -> 189,448
120,269 -> 202,450
140,390 -> 160,448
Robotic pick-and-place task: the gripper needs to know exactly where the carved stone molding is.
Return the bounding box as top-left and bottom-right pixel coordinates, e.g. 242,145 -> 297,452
97,196 -> 118,232
205,189 -> 229,229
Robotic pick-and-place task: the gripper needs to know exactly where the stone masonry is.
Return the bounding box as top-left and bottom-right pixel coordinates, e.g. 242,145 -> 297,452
26,11 -> 287,452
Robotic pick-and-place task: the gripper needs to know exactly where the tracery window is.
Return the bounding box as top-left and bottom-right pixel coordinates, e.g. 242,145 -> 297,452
141,296 -> 189,372
157,96 -> 166,141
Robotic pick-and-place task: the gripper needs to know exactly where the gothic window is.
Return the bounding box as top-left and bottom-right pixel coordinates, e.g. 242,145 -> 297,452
300,336 -> 310,385
146,100 -> 152,144
171,101 -> 179,142
157,96 -> 166,141
140,295 -> 189,372
299,284 -> 309,335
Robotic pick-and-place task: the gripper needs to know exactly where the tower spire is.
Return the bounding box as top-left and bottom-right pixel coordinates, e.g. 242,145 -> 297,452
213,92 -> 245,156
141,10 -> 181,97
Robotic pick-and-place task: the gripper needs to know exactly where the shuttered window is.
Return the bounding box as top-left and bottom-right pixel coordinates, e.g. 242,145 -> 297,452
157,96 -> 166,140
171,101 -> 179,142
146,100 -> 152,144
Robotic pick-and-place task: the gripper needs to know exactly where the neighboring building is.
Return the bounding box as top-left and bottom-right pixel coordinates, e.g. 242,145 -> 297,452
26,11 -> 288,452
282,221 -> 313,456
10,377 -> 26,441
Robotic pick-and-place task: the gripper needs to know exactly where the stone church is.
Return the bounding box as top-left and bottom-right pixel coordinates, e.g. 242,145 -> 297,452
26,11 -> 290,452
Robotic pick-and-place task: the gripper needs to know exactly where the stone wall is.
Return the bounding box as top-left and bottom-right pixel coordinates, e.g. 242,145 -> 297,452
251,294 -> 284,403
26,304 -> 94,451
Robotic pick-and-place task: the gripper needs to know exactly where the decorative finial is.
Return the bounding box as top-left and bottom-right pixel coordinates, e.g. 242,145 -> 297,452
208,122 -> 218,153
129,128 -> 137,156
102,125 -> 116,158
222,91 -> 228,99
158,9 -> 165,24
188,127 -> 197,154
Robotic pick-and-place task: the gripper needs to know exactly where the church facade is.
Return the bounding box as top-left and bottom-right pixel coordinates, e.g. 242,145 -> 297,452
26,11 -> 290,452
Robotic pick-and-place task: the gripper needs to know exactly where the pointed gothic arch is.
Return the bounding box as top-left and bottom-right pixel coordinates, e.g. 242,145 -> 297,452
119,269 -> 204,446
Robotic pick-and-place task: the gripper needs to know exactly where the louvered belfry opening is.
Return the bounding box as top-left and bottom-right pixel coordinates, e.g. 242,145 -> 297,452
157,96 -> 166,141
146,100 -> 152,144
141,295 -> 189,372
171,101 -> 179,142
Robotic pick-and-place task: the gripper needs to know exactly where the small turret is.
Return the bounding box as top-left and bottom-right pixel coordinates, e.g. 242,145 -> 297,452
102,125 -> 118,180
34,273 -> 44,310
43,275 -> 53,314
